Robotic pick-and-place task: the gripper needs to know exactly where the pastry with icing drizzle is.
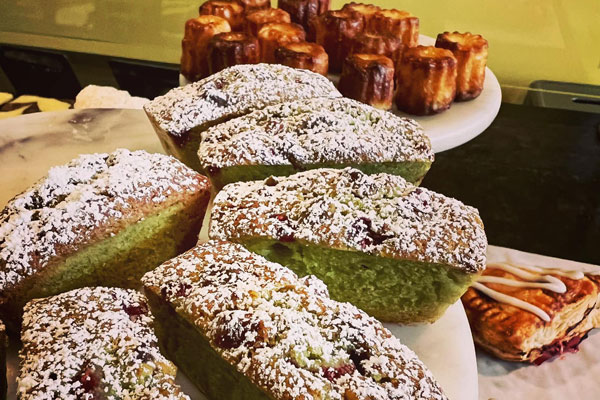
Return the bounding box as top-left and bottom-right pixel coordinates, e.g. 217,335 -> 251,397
142,240 -> 448,400
144,63 -> 341,171
0,149 -> 211,333
198,97 -> 434,189
462,254 -> 600,364
17,287 -> 190,399
209,167 -> 487,323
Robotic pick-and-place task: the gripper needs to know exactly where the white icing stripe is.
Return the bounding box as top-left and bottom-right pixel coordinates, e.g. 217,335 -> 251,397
486,263 -> 567,293
472,282 -> 551,322
478,275 -> 565,292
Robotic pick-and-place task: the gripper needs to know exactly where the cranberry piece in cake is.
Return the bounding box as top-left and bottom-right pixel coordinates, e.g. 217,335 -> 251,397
199,0 -> 245,31
339,53 -> 395,110
368,9 -> 419,48
257,22 -> 306,63
435,31 -> 488,101
245,8 -> 291,36
208,32 -> 260,74
314,10 -> 364,73
278,0 -> 331,41
395,45 -> 457,115
274,41 -> 329,75
181,15 -> 231,81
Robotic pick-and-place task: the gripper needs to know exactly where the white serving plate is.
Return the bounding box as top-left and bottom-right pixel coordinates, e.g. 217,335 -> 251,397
0,108 -> 478,399
179,35 -> 502,154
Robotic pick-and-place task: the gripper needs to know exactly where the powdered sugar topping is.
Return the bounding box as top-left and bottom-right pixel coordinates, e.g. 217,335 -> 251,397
142,241 -> 447,400
199,97 -> 433,169
144,64 -> 341,137
210,168 -> 487,273
18,287 -> 189,399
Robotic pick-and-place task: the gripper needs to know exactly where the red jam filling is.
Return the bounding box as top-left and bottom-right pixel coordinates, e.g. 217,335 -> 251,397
533,333 -> 589,365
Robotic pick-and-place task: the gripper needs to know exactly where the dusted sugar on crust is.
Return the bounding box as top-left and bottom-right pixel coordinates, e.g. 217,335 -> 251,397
210,168 -> 486,273
145,64 -> 340,138
0,149 -> 208,299
199,96 -> 432,170
142,240 -> 448,400
18,287 -> 189,400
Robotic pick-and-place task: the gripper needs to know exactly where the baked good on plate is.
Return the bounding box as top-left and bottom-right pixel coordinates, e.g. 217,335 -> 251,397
341,2 -> 381,25
349,31 -> 403,64
181,15 -> 231,82
274,41 -> 329,75
315,10 -> 365,73
463,260 -> 600,364
235,0 -> 270,13
0,320 -> 5,400
17,287 -> 189,399
209,168 -> 487,323
338,53 -> 395,110
435,31 -> 488,101
0,149 -> 211,332
368,9 -> 419,48
395,46 -> 457,115
142,240 -> 448,400
278,0 -> 331,41
198,97 -> 433,189
144,63 -> 340,171
199,0 -> 245,31
257,22 -> 306,63
208,32 -> 260,75
245,8 -> 291,36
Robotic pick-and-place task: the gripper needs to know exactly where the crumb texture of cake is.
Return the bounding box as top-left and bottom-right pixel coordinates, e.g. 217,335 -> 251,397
18,287 -> 189,400
0,149 -> 210,329
142,240 -> 448,400
199,97 -> 433,187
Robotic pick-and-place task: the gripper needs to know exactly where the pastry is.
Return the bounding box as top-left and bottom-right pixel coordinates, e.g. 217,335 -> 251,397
338,53 -> 395,110
199,0 -> 245,31
368,9 -> 419,48
209,167 -> 487,323
341,2 -> 381,25
462,256 -> 600,364
208,32 -> 260,75
0,320 -> 5,400
245,8 -> 291,37
257,22 -> 306,63
278,0 -> 330,41
435,31 -> 488,101
181,15 -> 231,82
314,10 -> 364,73
142,240 -> 448,400
144,64 -> 340,171
349,31 -> 403,64
17,287 -> 189,399
0,149 -> 211,332
198,97 -> 433,189
235,0 -> 270,13
274,41 -> 329,75
395,46 -> 457,115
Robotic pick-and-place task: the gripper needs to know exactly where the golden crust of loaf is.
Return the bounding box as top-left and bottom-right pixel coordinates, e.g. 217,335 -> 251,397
142,240 -> 448,400
435,31 -> 488,101
395,46 -> 457,115
181,15 -> 231,81
274,41 -> 329,75
209,168 -> 486,273
339,53 -> 395,110
462,268 -> 600,363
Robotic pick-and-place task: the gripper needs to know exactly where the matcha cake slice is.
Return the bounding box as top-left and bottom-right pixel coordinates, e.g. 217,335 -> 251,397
144,63 -> 341,171
142,240 -> 448,400
0,149 -> 211,332
199,97 -> 434,189
18,287 -> 190,400
209,168 -> 487,324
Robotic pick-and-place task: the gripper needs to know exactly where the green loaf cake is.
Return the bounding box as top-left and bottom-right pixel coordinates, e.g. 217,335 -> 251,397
142,240 -> 448,400
17,287 -> 190,399
198,97 -> 434,190
210,168 -> 487,323
0,149 -> 211,332
144,63 -> 341,171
